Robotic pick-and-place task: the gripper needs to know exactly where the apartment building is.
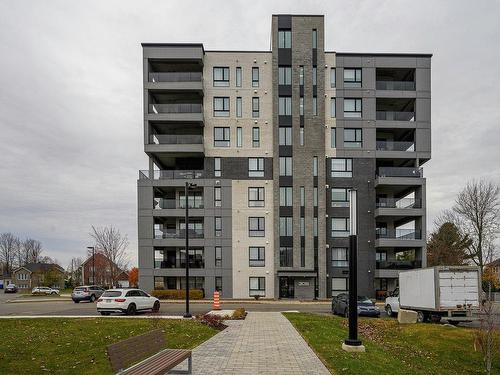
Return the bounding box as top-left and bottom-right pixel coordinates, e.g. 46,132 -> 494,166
137,14 -> 431,300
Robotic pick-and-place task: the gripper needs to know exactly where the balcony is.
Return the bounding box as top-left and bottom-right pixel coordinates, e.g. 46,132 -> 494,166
376,198 -> 421,209
375,229 -> 424,248
154,228 -> 204,239
154,258 -> 204,269
376,81 -> 415,91
376,141 -> 415,152
146,134 -> 204,155
376,260 -> 422,270
139,170 -> 204,180
377,167 -> 422,178
150,134 -> 203,145
376,111 -> 415,121
154,198 -> 204,210
149,72 -> 202,82
147,103 -> 203,123
146,72 -> 203,93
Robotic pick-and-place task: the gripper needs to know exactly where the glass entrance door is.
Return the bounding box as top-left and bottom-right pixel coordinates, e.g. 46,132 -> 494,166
279,277 -> 294,298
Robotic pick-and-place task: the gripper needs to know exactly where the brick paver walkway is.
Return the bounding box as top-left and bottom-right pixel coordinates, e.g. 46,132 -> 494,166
175,312 -> 330,374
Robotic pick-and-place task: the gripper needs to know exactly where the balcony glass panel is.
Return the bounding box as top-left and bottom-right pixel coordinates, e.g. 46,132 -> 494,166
149,103 -> 202,114
376,141 -> 415,152
149,72 -> 202,82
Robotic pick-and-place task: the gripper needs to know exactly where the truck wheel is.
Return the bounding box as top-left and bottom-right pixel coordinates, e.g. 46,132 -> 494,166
344,308 -> 349,318
417,311 -> 426,323
430,314 -> 442,323
447,320 -> 460,326
386,305 -> 393,317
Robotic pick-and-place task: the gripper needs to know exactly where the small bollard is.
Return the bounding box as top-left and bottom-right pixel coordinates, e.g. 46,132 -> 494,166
213,291 -> 221,310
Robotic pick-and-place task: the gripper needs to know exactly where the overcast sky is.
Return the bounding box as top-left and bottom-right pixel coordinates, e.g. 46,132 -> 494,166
0,0 -> 499,269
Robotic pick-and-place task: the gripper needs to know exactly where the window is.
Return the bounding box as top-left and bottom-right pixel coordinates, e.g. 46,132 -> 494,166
300,186 -> 305,207
215,276 -> 222,292
215,217 -> 222,237
313,156 -> 318,177
213,67 -> 229,86
214,187 -> 221,207
300,217 -> 305,236
330,68 -> 336,88
332,248 -> 348,267
331,158 -> 353,177
330,98 -> 336,117
301,246 -> 305,267
279,247 -> 293,267
252,67 -> 259,87
180,277 -> 204,290
248,187 -> 264,207
331,188 -> 349,207
344,68 -> 362,88
214,127 -> 230,147
279,157 -> 293,176
252,127 -> 260,147
312,29 -> 317,49
249,217 -> 265,237
312,66 -> 317,86
279,217 -> 293,236
279,66 -> 292,85
312,96 -> 317,116
313,187 -> 318,207
332,218 -> 350,237
331,128 -> 336,148
299,97 -> 304,116
332,277 -> 348,296
236,67 -> 242,87
248,158 -> 264,177
313,217 -> 318,237
279,96 -> 292,115
236,127 -> 242,147
299,66 -> 304,86
249,277 -> 266,296
344,128 -> 362,148
280,187 -> 293,206
376,251 -> 387,262
236,97 -> 242,117
278,30 -> 291,48
344,98 -> 362,118
215,246 -> 222,267
249,247 -> 265,267
279,127 -> 292,146
214,158 -> 221,177
299,127 -> 304,146
214,97 -> 230,117
252,97 -> 260,118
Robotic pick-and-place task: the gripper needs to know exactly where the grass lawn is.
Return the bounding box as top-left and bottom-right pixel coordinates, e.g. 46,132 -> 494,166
0,318 -> 217,374
284,313 -> 500,375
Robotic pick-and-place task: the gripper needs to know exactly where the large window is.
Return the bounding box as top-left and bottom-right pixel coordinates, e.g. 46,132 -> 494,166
344,68 -> 362,88
252,97 -> 260,118
332,248 -> 348,267
236,127 -> 242,147
313,156 -> 318,177
279,97 -> 292,115
214,157 -> 221,177
312,29 -> 317,49
279,217 -> 293,236
249,217 -> 265,237
332,277 -> 348,296
331,188 -> 349,207
249,277 -> 266,297
214,127 -> 230,147
252,67 -> 259,87
180,277 -> 205,291
248,158 -> 264,177
330,68 -> 336,88
332,218 -> 350,238
214,97 -> 230,117
235,67 -> 242,87
213,67 -> 229,86
215,276 -> 222,292
344,128 -> 362,148
248,187 -> 264,207
330,98 -> 336,118
331,158 -> 353,177
279,187 -> 293,207
344,98 -> 362,118
279,66 -> 292,85
215,217 -> 222,237
249,247 -> 265,267
331,128 -> 336,148
215,246 -> 222,267
278,30 -> 291,48
312,96 -> 317,116
279,246 -> 293,267
252,127 -> 260,147
279,127 -> 292,146
214,186 -> 222,207
236,97 -> 242,117
312,66 -> 317,86
279,157 -> 293,176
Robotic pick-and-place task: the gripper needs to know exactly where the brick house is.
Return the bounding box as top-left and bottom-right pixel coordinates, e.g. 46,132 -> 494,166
12,263 -> 65,290
80,252 -> 129,288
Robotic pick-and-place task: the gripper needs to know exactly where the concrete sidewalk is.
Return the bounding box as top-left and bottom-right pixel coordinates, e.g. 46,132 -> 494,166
175,312 -> 330,374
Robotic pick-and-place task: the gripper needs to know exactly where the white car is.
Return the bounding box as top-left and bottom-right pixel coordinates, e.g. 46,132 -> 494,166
96,288 -> 160,316
32,286 -> 60,295
384,288 -> 400,317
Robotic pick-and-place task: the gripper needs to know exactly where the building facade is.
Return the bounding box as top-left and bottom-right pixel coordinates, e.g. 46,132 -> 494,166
138,14 -> 431,299
12,263 -> 65,290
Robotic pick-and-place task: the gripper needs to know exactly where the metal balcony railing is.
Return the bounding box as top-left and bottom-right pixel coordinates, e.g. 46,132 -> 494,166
376,81 -> 416,91
154,198 -> 204,209
376,260 -> 422,269
149,72 -> 202,83
376,111 -> 415,121
377,167 -> 422,178
154,259 -> 205,269
376,198 -> 422,209
150,134 -> 203,145
139,170 -> 204,180
376,229 -> 422,240
149,103 -> 203,114
154,228 -> 204,239
376,141 -> 415,152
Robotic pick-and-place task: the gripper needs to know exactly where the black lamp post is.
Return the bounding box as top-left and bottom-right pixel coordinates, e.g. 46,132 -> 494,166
87,246 -> 95,285
183,181 -> 197,318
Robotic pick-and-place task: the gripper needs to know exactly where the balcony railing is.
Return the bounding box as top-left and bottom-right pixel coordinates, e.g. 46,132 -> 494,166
376,260 -> 422,269
150,134 -> 203,145
154,229 -> 204,239
154,198 -> 204,209
376,81 -> 415,91
377,167 -> 422,178
376,198 -> 422,209
149,103 -> 203,114
376,229 -> 422,240
376,141 -> 415,152
154,259 -> 204,268
139,170 -> 204,180
149,72 -> 202,83
249,260 -> 265,267
376,111 -> 415,121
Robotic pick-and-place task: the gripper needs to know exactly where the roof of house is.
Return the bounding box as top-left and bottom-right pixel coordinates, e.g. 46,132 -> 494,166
81,252 -> 128,275
15,263 -> 64,274
487,258 -> 500,268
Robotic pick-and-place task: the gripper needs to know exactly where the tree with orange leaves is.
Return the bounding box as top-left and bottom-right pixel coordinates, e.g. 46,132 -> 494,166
128,267 -> 139,288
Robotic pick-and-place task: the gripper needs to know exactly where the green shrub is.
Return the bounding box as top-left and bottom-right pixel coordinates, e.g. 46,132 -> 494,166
150,289 -> 204,300
231,308 -> 247,320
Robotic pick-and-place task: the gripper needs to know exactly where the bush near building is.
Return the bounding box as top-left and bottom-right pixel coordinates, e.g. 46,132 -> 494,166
150,289 -> 204,300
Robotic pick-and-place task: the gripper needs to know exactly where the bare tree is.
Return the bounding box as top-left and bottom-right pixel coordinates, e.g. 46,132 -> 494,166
441,179 -> 500,270
21,238 -> 44,265
0,233 -> 20,274
67,257 -> 83,286
474,285 -> 497,375
89,226 -> 129,287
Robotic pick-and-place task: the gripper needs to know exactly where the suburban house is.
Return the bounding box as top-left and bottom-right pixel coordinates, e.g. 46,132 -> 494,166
0,263 -> 13,289
12,263 -> 65,290
80,252 -> 129,288
487,258 -> 500,282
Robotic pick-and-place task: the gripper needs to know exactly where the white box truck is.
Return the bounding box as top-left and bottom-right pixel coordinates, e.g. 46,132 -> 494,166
384,266 -> 481,324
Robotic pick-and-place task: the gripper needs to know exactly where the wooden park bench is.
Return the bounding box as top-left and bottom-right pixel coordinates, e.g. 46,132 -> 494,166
107,329 -> 192,374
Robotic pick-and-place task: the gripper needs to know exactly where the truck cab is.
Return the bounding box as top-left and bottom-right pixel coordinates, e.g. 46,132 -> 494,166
385,287 -> 400,316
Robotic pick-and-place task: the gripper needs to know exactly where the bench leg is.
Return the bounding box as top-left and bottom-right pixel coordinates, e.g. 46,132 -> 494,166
188,355 -> 192,374
167,355 -> 192,374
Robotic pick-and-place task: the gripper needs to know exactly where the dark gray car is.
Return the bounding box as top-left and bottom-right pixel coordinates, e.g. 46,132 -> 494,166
71,285 -> 105,303
332,293 -> 380,317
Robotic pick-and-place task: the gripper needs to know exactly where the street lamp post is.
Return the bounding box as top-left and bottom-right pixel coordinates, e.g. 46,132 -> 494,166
183,181 -> 197,318
87,246 -> 95,285
342,189 -> 365,352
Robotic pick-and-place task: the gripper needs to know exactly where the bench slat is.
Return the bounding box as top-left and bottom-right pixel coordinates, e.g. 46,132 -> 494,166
121,349 -> 191,375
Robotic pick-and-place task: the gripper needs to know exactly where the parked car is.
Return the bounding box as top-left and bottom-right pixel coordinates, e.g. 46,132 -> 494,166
71,285 -> 105,303
4,284 -> 18,293
32,286 -> 60,295
332,293 -> 380,317
97,288 -> 160,316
